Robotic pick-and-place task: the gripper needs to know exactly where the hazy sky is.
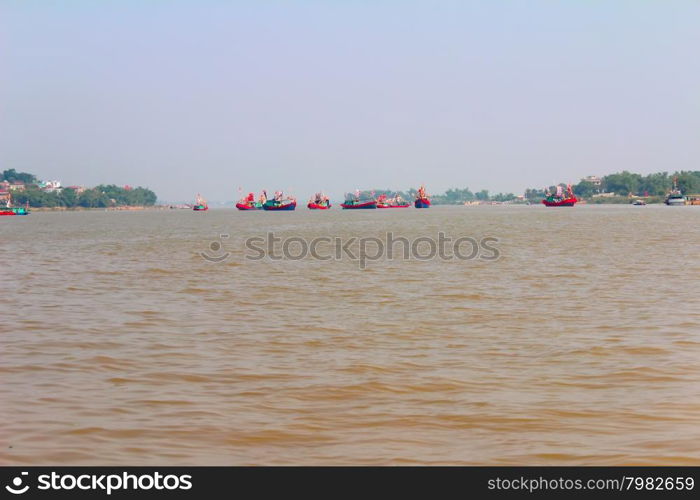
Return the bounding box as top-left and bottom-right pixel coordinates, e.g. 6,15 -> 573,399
1,1 -> 698,202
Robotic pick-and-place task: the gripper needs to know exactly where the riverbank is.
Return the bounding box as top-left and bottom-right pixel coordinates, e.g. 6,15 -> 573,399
28,205 -> 166,212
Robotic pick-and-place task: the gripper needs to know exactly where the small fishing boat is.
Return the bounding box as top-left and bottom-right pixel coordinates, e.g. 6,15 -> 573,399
632,199 -> 647,206
377,194 -> 409,208
0,206 -> 29,216
193,193 -> 208,211
341,199 -> 377,209
665,178 -> 685,206
263,199 -> 296,211
236,202 -> 262,210
0,195 -> 29,216
341,190 -> 377,209
236,192 -> 264,210
542,184 -> 577,207
308,192 -> 331,209
263,191 -> 297,211
414,185 -> 431,208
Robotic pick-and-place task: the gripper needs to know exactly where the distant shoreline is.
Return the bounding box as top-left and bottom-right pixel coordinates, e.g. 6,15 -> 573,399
28,205 -> 167,212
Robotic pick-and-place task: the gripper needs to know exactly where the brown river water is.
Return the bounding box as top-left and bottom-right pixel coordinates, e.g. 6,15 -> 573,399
1,205 -> 699,465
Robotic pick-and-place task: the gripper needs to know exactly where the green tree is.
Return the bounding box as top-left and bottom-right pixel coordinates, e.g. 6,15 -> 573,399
573,180 -> 597,198
491,192 -> 516,202
2,169 -> 36,184
603,171 -> 642,196
675,171 -> 700,194
59,187 -> 78,207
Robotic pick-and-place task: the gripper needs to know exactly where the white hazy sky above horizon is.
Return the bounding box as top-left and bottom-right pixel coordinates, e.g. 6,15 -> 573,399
1,0 -> 698,202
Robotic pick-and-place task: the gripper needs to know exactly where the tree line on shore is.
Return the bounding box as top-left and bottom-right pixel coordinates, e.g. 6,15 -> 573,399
2,169 -> 157,208
364,188 -> 518,204
371,170 -> 699,205
6,168 -> 699,207
525,170 -> 700,202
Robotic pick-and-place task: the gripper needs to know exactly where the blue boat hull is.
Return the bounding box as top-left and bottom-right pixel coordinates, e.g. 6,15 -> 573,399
263,202 -> 297,211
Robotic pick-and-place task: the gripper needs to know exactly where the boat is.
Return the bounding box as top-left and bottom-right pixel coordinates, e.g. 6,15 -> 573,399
307,192 -> 331,209
0,195 -> 29,216
193,193 -> 208,211
263,199 -> 296,211
632,199 -> 647,206
665,178 -> 686,206
236,192 -> 264,210
414,185 -> 431,208
341,190 -> 377,209
341,199 -> 377,209
542,184 -> 577,207
0,206 -> 29,216
376,194 -> 410,208
263,191 -> 297,211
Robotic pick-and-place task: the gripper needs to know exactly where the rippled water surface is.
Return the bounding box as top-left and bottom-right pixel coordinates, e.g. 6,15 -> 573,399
2,205 -> 699,465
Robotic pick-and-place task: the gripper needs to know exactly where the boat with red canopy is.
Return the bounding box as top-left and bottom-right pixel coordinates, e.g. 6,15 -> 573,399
542,184 -> 577,207
236,192 -> 264,210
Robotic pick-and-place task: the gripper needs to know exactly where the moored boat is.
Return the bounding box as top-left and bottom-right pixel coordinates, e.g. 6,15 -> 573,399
308,202 -> 331,209
263,199 -> 296,211
341,200 -> 377,209
0,195 -> 30,216
414,185 -> 431,208
0,206 -> 29,216
263,191 -> 297,211
377,194 -> 409,208
665,178 -> 685,206
308,192 -> 331,209
341,199 -> 377,209
236,202 -> 262,210
632,199 -> 647,206
236,192 -> 264,210
193,193 -> 208,211
341,190 -> 377,209
542,184 -> 577,207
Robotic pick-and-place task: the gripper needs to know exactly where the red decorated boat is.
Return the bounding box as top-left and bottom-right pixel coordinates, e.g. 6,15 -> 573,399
414,185 -> 431,208
236,202 -> 261,210
542,197 -> 577,207
263,199 -> 296,211
263,191 -> 297,211
308,202 -> 331,209
308,192 -> 331,209
376,194 -> 409,208
0,195 -> 29,215
542,184 -> 577,207
236,192 -> 264,210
